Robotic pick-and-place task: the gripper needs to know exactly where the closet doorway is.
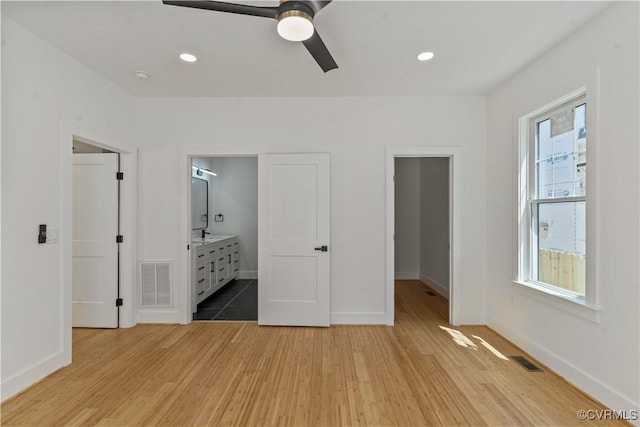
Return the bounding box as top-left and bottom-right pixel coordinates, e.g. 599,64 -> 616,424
394,157 -> 450,322
385,147 -> 462,326
71,140 -> 121,328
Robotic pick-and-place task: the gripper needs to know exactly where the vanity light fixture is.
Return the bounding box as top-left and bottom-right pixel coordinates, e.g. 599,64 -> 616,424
192,165 -> 217,177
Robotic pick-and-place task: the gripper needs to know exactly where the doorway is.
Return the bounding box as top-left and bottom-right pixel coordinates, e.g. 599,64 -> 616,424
394,157 -> 450,322
179,148 -> 332,327
385,147 -> 461,326
60,125 -> 137,366
190,156 -> 258,321
71,140 -> 120,328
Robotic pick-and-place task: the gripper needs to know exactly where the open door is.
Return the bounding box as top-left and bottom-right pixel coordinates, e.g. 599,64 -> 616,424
258,153 -> 330,326
72,153 -> 119,328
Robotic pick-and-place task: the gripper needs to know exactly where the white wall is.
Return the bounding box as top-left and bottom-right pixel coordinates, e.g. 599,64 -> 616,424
419,157 -> 449,296
394,158 -> 420,279
136,96 -> 488,324
209,157 -> 258,279
486,2 -> 639,416
1,16 -> 136,400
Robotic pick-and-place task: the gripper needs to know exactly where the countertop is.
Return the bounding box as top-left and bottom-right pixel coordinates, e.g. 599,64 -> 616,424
191,235 -> 237,246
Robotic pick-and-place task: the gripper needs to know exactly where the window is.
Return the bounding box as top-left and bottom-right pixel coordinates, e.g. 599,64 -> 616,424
519,93 -> 587,299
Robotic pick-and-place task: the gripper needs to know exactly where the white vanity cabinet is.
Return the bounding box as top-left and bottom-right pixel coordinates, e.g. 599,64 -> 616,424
192,235 -> 240,309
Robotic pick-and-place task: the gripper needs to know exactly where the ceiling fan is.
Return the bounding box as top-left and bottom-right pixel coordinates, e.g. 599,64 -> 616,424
162,0 -> 338,72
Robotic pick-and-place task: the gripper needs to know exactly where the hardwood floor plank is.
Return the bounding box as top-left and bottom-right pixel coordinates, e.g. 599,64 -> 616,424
1,280 -> 626,426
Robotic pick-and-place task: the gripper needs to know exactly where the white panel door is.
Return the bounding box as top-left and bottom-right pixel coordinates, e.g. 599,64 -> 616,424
72,153 -> 119,328
258,153 -> 330,326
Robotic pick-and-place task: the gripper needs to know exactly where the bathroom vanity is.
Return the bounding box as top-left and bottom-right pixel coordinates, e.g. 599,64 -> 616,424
192,235 -> 240,311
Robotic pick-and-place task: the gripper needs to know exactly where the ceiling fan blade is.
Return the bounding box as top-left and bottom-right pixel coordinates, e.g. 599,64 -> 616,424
162,1 -> 279,19
306,0 -> 332,14
302,29 -> 338,72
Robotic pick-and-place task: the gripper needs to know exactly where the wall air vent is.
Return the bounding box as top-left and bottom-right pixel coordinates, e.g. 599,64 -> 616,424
139,261 -> 172,306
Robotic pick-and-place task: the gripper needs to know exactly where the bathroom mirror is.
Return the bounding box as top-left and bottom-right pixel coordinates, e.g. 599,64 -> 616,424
191,177 -> 208,230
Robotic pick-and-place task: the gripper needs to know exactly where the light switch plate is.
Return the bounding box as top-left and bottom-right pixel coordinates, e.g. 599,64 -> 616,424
47,228 -> 59,244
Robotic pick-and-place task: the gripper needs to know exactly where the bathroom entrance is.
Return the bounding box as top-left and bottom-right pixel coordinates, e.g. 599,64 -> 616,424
190,156 -> 258,321
181,149 -> 331,326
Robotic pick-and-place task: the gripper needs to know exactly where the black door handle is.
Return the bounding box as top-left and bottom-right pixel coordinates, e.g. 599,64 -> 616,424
314,245 -> 328,252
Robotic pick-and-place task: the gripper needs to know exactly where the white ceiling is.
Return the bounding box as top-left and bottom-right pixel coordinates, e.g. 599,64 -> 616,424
2,1 -> 611,97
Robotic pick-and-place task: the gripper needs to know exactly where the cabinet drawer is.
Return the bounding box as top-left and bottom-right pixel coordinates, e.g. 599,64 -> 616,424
217,265 -> 227,282
196,275 -> 207,295
196,242 -> 216,258
195,263 -> 207,276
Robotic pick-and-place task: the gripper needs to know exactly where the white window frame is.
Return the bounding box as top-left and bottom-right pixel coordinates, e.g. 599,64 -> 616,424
516,88 -> 600,321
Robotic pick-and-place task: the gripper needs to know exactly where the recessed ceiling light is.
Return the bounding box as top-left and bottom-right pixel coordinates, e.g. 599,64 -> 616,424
179,53 -> 198,63
134,70 -> 150,80
417,51 -> 435,62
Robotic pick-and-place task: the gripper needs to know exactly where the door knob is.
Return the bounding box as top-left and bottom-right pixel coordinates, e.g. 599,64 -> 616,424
314,245 -> 328,252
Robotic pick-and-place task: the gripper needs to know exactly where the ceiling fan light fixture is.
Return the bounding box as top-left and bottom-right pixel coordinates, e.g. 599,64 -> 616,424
277,10 -> 314,42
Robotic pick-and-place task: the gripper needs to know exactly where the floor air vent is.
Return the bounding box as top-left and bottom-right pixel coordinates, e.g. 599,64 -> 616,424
425,291 -> 437,296
140,261 -> 172,306
510,355 -> 543,372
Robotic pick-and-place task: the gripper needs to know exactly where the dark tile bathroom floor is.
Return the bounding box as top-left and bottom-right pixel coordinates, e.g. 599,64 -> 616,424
193,279 -> 257,321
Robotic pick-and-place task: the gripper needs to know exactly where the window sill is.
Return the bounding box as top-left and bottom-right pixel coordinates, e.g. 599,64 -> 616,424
512,280 -> 601,323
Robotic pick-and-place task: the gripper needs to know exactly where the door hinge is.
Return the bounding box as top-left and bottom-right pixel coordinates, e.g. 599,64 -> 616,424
116,235 -> 124,243
116,298 -> 123,307
116,172 -> 124,180
187,244 -> 190,250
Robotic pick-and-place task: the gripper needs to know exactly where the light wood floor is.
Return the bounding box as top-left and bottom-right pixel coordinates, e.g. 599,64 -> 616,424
2,280 -> 624,426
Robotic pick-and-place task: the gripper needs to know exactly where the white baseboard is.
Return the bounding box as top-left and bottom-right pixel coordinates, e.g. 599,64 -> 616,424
239,270 -> 258,280
487,314 -> 639,422
1,351 -> 68,402
331,312 -> 387,324
136,309 -> 183,324
395,272 -> 419,280
419,274 -> 449,299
